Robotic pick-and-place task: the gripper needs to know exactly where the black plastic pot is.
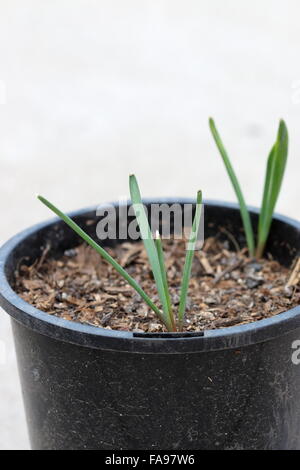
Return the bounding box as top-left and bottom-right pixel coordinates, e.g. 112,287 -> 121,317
0,200 -> 300,450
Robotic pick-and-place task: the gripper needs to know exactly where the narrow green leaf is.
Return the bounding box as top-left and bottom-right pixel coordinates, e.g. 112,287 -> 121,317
178,190 -> 202,330
256,144 -> 276,257
257,120 -> 288,258
37,194 -> 170,330
209,118 -> 255,256
154,231 -> 174,324
129,175 -> 175,331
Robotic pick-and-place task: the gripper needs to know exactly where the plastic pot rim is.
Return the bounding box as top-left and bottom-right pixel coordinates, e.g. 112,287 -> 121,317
0,199 -> 299,355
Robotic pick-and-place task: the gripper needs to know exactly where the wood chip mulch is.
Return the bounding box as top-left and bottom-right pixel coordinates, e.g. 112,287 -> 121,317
14,237 -> 300,333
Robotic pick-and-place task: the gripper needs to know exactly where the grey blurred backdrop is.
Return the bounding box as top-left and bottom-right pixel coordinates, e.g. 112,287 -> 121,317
0,0 -> 299,449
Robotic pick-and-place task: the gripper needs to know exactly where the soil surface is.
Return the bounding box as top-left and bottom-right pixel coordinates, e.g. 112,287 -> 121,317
15,237 -> 300,332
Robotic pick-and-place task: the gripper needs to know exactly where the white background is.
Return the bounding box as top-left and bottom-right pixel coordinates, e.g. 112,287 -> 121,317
0,0 -> 299,449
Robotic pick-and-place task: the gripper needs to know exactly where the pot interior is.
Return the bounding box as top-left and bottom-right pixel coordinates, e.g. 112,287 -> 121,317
6,201 -> 299,287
